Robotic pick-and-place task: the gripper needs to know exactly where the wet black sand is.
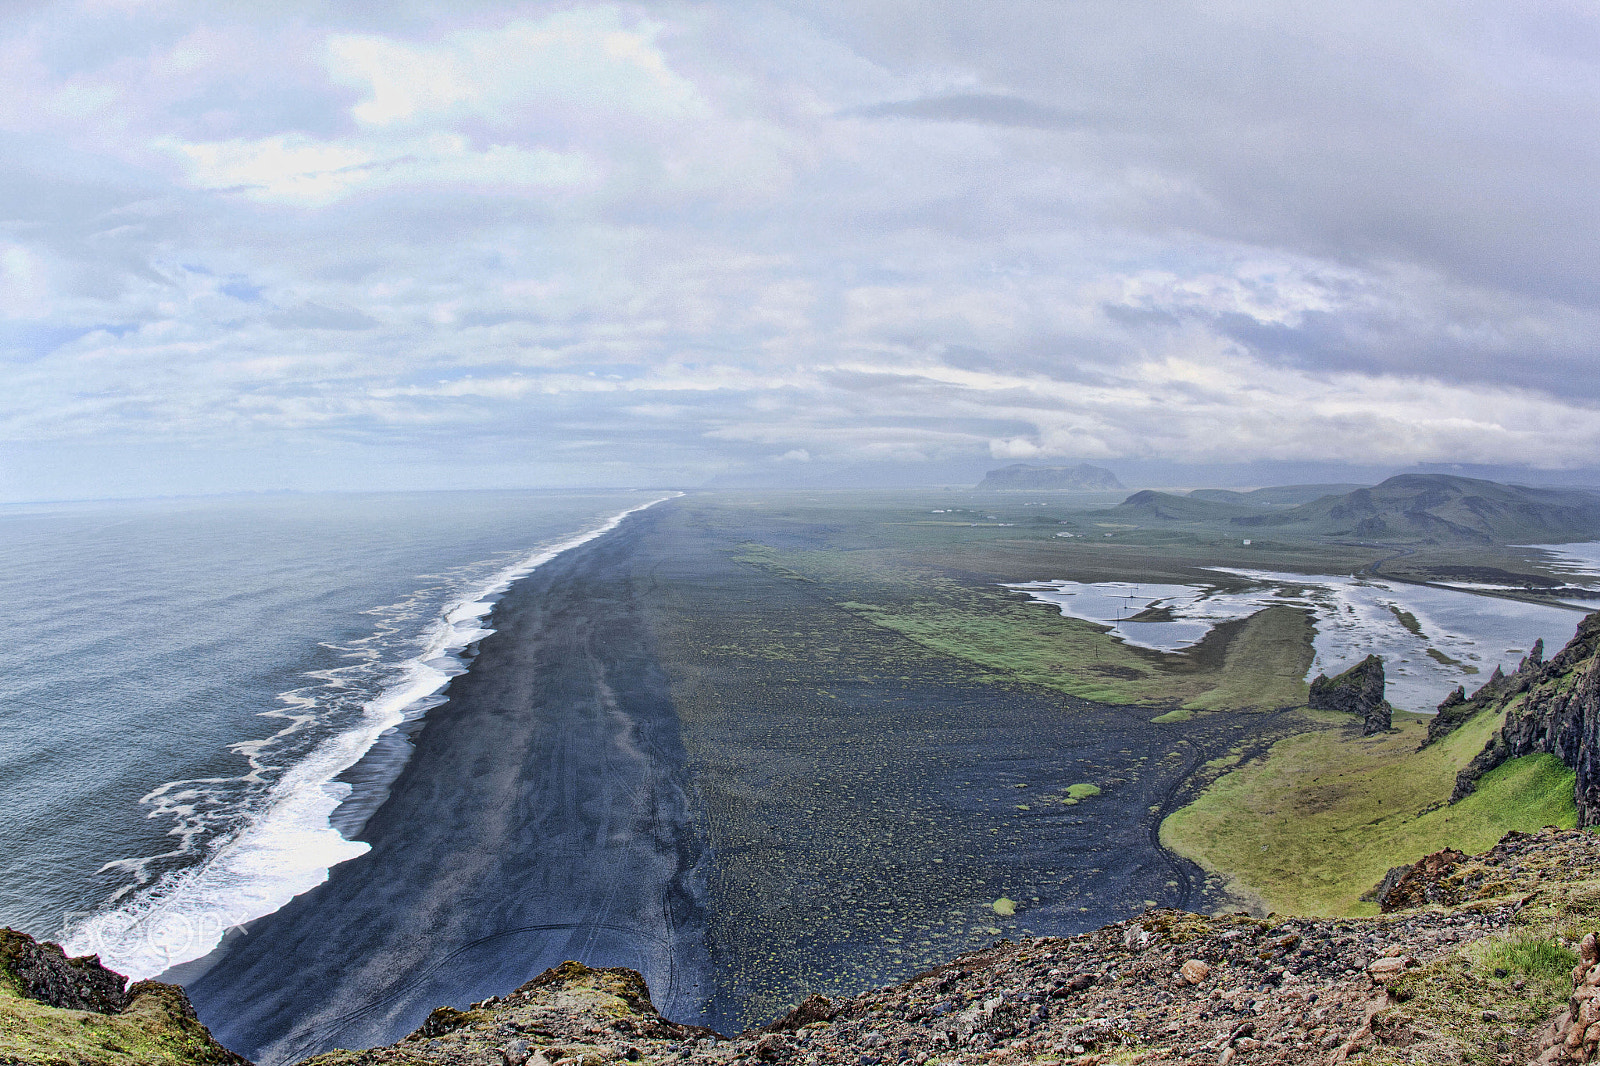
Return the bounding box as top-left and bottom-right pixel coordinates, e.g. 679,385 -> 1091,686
184,497 -> 1303,1058
184,513 -> 709,1065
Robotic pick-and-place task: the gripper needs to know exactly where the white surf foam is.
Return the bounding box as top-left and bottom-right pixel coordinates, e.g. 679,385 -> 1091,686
63,493 -> 680,980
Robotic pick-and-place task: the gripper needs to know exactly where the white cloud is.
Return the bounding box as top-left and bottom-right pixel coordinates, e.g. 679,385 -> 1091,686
165,132 -> 593,204
0,244 -> 52,316
327,11 -> 706,129
989,437 -> 1040,459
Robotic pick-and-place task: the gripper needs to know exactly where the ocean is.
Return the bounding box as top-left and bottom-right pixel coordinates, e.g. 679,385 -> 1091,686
0,489 -> 669,980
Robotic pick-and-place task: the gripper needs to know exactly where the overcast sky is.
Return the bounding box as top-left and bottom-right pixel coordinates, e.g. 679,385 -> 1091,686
2,0 -> 1598,499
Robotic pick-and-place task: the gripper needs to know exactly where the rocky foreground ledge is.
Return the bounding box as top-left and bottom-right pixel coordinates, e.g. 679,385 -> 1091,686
9,827 -> 1600,1066
276,828 -> 1600,1066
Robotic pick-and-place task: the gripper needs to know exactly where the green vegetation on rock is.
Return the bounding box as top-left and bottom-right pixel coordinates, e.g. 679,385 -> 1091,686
0,930 -> 244,1066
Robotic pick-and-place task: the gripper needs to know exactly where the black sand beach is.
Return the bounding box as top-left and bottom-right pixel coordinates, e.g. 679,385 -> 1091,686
184,497 -> 1301,1058
184,511 -> 710,1065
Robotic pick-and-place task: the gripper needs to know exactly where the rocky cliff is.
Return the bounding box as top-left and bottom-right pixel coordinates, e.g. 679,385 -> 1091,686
1448,613 -> 1600,821
1308,654 -> 1392,735
0,928 -> 245,1066
287,828 -> 1600,1066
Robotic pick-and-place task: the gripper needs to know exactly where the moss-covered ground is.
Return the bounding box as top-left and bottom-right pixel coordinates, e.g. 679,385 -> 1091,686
1161,706 -> 1578,916
0,979 -> 242,1066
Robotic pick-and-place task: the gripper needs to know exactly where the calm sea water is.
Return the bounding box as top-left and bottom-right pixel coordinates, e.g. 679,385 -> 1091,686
0,489 -> 668,978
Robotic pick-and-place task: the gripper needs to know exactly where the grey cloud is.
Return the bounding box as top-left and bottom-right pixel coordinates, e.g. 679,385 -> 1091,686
220,280 -> 263,302
839,92 -> 1084,130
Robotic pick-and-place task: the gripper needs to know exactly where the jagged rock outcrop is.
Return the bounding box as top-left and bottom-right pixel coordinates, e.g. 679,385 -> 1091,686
298,960 -> 717,1065
0,927 -> 247,1066
1308,654 -> 1392,735
1430,639 -> 1545,747
1450,614 -> 1600,821
1375,848 -> 1468,912
1495,616 -> 1600,822
0,927 -> 132,1014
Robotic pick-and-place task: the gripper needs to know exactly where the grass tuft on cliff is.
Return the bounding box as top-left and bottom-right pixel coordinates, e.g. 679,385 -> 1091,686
0,969 -> 245,1066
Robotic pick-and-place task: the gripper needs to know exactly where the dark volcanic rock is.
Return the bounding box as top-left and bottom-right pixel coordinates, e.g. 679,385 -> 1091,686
1428,685 -> 1471,743
1378,849 -> 1468,912
764,994 -> 838,1032
1482,614 -> 1600,824
0,927 -> 248,1066
0,927 -> 130,1014
1362,864 -> 1415,905
1433,640 -> 1547,748
1308,654 -> 1392,735
976,463 -> 1123,491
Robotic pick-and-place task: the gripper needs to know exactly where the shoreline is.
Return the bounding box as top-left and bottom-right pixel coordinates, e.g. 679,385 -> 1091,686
63,493 -> 681,987
321,491 -> 684,845
182,502 -> 710,1065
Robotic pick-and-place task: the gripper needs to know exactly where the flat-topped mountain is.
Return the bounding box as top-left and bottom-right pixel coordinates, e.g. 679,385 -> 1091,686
976,464 -> 1124,491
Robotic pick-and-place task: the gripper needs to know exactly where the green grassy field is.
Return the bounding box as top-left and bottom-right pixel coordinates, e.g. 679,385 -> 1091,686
1161,707 -> 1578,916
730,526 -> 1319,713
841,595 -> 1314,711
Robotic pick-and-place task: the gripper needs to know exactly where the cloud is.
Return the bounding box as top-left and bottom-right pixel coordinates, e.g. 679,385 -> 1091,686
326,12 -> 707,128
989,437 -> 1041,459
840,92 -> 1084,130
264,302 -> 378,330
2,0 -> 1599,498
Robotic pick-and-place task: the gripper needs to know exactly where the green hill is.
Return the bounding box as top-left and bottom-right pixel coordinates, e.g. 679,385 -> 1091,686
1101,489 -> 1269,523
1188,483 -> 1368,508
1230,473 -> 1600,543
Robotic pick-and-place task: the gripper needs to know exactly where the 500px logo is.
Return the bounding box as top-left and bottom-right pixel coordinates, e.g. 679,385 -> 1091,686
59,908 -> 250,971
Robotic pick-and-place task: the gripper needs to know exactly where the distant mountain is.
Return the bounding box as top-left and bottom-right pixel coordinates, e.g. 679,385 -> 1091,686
976,463 -> 1124,491
1105,489 -> 1266,522
1188,483 -> 1369,508
1232,473 -> 1600,543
